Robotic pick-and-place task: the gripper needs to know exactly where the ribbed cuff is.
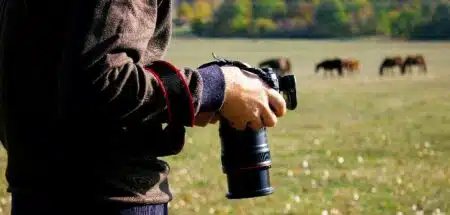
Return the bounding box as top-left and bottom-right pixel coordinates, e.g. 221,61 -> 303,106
198,64 -> 225,112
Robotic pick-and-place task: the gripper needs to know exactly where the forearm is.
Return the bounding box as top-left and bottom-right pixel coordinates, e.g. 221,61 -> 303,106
84,52 -> 225,127
78,0 -> 225,127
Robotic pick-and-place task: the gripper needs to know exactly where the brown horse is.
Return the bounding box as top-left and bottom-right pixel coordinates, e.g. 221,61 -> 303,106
342,58 -> 360,75
379,56 -> 403,76
315,58 -> 344,77
401,54 -> 427,75
258,57 -> 292,76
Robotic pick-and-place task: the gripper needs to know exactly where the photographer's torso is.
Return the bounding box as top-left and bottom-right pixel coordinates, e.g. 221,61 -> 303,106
1,0 -> 177,204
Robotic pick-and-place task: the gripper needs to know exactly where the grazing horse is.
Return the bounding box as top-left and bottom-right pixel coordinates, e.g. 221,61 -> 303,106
258,57 -> 297,110
258,57 -> 292,76
401,54 -> 427,75
315,58 -> 344,77
342,58 -> 360,75
379,56 -> 403,76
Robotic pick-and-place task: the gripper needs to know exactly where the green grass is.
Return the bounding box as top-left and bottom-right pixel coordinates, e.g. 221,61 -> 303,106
1,38 -> 450,215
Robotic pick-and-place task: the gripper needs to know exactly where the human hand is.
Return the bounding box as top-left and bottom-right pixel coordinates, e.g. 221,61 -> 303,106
194,112 -> 220,127
219,66 -> 287,130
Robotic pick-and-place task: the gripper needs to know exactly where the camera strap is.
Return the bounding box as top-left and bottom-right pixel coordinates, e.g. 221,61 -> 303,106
198,53 -> 279,90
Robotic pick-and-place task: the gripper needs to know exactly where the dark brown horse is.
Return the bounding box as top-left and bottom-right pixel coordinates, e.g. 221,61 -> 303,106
379,56 -> 403,76
258,57 -> 292,76
401,54 -> 427,75
315,58 -> 344,77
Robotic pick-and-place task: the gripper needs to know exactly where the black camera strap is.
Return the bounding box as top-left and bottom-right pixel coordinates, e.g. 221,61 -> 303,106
198,53 -> 279,91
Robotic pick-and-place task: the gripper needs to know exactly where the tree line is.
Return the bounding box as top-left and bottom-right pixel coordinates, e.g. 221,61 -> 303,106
175,0 -> 450,40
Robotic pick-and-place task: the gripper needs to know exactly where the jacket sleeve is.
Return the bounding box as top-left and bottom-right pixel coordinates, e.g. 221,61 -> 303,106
78,0 -> 225,127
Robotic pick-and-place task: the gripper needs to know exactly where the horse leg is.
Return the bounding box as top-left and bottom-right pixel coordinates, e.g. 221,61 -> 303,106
400,65 -> 406,75
338,67 -> 343,77
422,63 -> 427,74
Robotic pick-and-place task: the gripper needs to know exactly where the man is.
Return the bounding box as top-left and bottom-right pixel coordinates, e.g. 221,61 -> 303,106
0,0 -> 287,214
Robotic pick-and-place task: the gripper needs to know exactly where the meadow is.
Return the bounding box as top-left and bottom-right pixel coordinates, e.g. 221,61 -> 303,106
1,38 -> 450,215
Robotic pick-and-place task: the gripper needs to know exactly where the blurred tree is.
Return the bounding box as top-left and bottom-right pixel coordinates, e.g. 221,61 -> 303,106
254,18 -> 278,34
390,8 -> 422,38
432,2 -> 450,23
375,10 -> 392,36
253,0 -> 286,20
193,0 -> 213,22
297,3 -> 315,26
314,0 -> 350,37
178,1 -> 195,22
207,0 -> 251,36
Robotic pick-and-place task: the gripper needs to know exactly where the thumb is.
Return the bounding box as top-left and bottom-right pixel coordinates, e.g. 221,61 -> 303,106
266,88 -> 287,117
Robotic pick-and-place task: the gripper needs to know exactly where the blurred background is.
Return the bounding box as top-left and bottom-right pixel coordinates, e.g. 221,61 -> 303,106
1,0 -> 450,215
170,0 -> 450,40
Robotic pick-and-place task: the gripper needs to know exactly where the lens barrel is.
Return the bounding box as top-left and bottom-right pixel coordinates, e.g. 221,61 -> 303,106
219,119 -> 274,199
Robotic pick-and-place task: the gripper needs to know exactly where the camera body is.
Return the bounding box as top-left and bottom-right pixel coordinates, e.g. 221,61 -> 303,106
198,54 -> 298,199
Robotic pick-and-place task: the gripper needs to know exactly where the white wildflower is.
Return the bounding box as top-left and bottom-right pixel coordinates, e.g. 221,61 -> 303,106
353,192 -> 359,201
305,169 -> 311,176
209,207 -> 215,214
357,155 -> 364,163
303,160 -> 309,168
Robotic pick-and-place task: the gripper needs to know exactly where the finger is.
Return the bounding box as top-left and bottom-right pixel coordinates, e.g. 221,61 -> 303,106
247,118 -> 263,130
260,104 -> 278,127
194,112 -> 216,127
229,120 -> 247,131
266,88 -> 287,117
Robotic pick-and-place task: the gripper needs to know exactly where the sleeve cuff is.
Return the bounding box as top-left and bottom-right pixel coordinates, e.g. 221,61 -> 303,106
198,64 -> 226,112
144,61 -> 195,126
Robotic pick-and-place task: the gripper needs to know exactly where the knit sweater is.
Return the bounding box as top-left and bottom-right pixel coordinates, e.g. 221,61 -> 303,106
0,0 -> 225,204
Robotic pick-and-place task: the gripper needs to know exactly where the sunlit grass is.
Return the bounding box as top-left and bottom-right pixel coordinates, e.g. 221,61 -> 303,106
1,39 -> 449,215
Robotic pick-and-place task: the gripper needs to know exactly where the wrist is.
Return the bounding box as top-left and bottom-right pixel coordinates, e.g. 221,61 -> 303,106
198,64 -> 226,112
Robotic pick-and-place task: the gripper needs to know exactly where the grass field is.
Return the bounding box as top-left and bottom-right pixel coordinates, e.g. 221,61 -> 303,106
1,38 -> 450,215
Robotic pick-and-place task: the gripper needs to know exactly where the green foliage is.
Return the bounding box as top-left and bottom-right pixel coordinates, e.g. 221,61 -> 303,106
254,18 -> 278,34
202,0 -> 251,36
314,0 -> 350,37
253,0 -> 286,20
375,11 -> 392,36
411,2 -> 450,40
178,1 -> 195,21
187,0 -> 450,40
192,0 -> 213,22
390,9 -> 422,38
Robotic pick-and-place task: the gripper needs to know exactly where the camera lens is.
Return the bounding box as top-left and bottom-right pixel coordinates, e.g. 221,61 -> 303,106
219,119 -> 274,199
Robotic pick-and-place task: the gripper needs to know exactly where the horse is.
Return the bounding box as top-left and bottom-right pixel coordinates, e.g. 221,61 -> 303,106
379,56 -> 403,76
342,58 -> 361,75
258,57 -> 297,110
315,58 -> 344,77
401,54 -> 427,75
258,57 -> 292,76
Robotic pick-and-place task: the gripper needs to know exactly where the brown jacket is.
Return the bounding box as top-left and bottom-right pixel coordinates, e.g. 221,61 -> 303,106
0,0 -> 224,204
